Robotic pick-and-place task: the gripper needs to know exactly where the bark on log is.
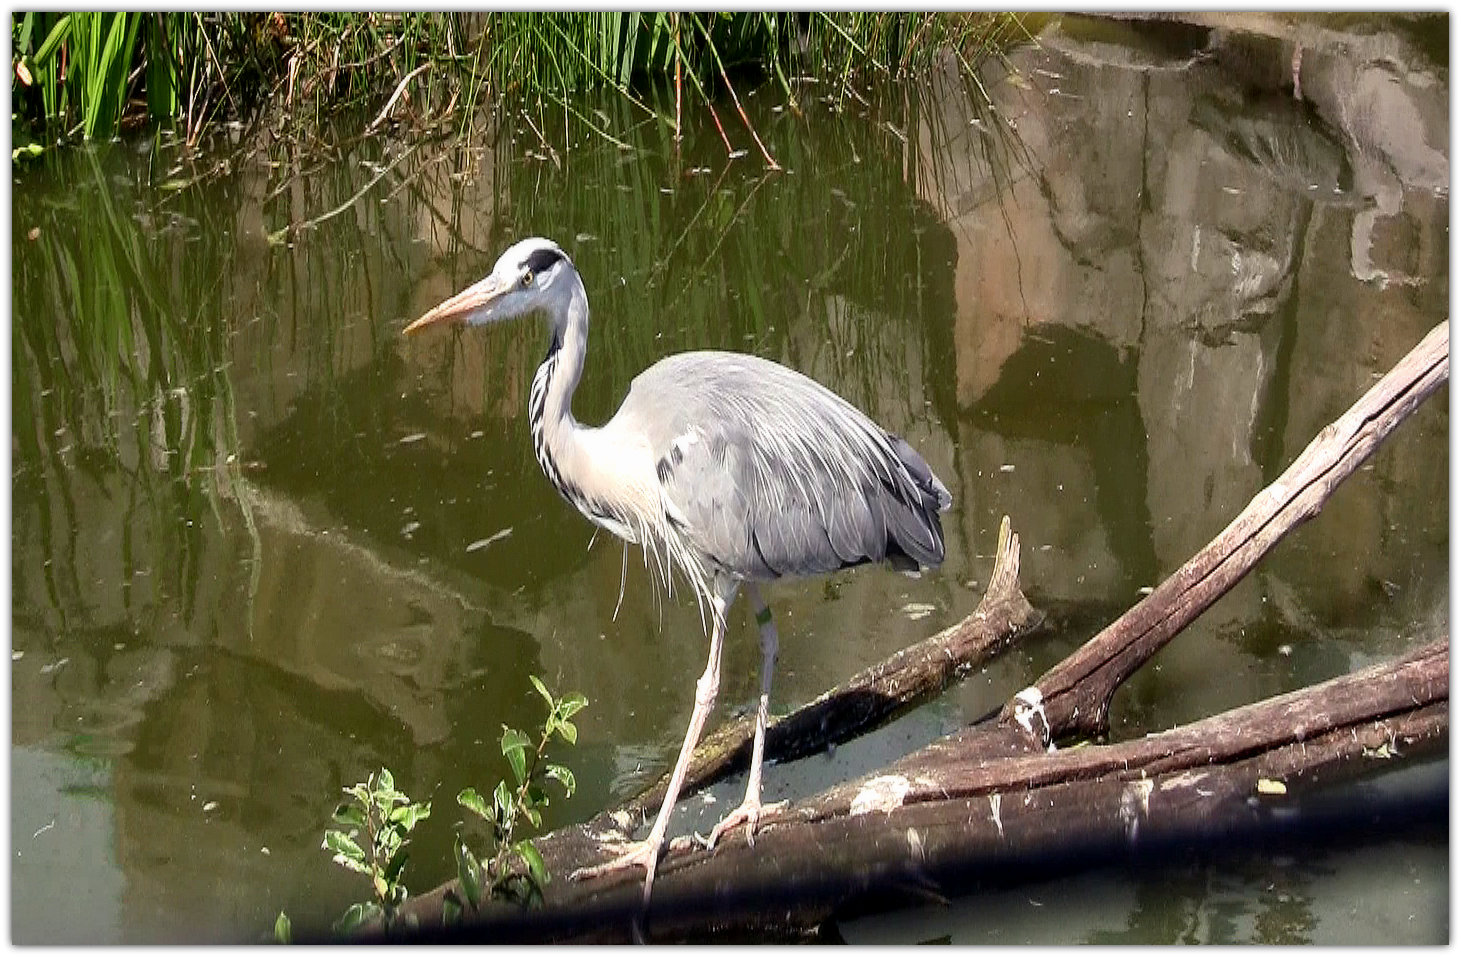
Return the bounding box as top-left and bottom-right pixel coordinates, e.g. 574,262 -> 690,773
1001,321 -> 1448,742
599,516 -> 1043,831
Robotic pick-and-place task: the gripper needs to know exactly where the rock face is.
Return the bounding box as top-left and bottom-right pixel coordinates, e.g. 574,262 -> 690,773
917,13 -> 1447,721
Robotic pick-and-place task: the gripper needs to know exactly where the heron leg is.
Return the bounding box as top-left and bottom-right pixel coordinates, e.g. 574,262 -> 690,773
570,580 -> 738,910
708,583 -> 787,849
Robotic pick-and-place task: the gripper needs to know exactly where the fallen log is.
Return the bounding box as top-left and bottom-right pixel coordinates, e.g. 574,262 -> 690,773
393,639 -> 1445,942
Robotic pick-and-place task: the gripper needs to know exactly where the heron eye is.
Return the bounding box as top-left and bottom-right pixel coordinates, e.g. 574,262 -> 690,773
521,271 -> 534,287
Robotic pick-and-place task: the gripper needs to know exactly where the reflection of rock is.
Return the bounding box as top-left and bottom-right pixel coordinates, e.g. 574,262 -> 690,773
1190,91 -> 1347,199
1111,12 -> 1449,288
1261,198 -> 1448,637
922,51 -> 1146,408
238,481 -> 536,746
11,460 -> 535,753
11,458 -> 543,939
1141,90 -> 1310,340
916,13 -> 1447,721
1137,323 -> 1280,566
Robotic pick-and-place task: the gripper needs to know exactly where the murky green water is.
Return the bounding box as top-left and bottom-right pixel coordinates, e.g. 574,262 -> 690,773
11,14 -> 1447,944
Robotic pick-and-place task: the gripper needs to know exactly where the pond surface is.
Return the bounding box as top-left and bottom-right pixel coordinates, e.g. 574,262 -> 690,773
10,13 -> 1448,944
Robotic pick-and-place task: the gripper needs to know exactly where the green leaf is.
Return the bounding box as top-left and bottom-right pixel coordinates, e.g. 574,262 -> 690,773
383,845 -> 410,886
323,830 -> 366,863
555,719 -> 578,746
273,910 -> 292,944
493,780 -> 514,821
621,12 -> 640,84
332,803 -> 367,831
501,726 -> 532,755
507,746 -> 527,785
544,764 -> 577,798
528,674 -> 553,707
501,727 -> 531,783
16,12 -> 34,55
377,768 -> 395,793
331,854 -> 374,876
457,787 -> 491,821
455,837 -> 482,906
522,805 -> 542,829
375,788 -> 408,812
515,840 -> 550,887
557,693 -> 588,721
388,801 -> 431,831
33,13 -> 71,66
333,901 -> 376,936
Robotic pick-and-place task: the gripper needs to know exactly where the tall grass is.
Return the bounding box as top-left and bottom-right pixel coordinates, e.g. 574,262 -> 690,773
11,12 -> 1030,146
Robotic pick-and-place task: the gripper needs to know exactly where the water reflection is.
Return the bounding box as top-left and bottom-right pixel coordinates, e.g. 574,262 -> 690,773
11,11 -> 1447,944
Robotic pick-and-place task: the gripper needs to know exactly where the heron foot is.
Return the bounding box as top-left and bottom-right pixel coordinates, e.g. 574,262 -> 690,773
569,836 -> 669,910
706,797 -> 788,850
568,838 -> 659,883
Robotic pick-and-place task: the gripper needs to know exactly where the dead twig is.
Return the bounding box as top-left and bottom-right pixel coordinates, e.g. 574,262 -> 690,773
691,15 -> 781,170
366,61 -> 431,134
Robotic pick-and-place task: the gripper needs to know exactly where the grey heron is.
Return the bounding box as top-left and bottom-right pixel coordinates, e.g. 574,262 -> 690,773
404,236 -> 951,906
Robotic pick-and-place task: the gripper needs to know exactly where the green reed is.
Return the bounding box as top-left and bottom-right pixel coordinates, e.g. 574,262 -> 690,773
11,12 -> 1030,145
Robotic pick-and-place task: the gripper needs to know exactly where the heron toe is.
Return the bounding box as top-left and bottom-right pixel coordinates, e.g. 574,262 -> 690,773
568,838 -> 660,882
706,797 -> 788,849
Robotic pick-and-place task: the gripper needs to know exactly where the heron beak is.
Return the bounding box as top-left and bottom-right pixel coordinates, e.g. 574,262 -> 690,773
403,274 -> 510,335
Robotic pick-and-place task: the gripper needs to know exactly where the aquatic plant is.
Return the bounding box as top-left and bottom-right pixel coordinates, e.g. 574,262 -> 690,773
10,12 -> 1032,144
321,767 -> 434,935
449,676 -> 585,917
284,678 -> 585,939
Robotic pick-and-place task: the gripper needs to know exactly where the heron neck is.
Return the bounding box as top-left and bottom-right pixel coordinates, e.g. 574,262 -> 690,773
530,272 -> 591,480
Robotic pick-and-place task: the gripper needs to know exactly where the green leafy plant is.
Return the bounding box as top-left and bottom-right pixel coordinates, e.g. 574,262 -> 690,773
448,676 -> 585,918
323,768 -> 433,936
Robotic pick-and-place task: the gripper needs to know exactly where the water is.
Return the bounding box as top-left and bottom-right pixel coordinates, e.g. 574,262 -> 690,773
10,13 -> 1448,944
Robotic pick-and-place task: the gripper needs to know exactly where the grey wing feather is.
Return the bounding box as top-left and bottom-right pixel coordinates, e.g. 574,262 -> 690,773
611,351 -> 951,583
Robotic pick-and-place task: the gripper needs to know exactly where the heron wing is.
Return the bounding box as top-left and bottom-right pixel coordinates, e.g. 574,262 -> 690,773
609,351 -> 950,582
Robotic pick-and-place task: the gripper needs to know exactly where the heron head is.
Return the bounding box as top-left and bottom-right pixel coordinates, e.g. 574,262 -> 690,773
404,237 -> 575,334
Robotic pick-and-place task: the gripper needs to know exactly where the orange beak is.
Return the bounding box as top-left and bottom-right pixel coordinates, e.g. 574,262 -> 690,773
403,274 -> 510,335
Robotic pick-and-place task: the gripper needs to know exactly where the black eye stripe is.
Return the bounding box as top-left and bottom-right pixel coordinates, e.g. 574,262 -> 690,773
522,247 -> 563,276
